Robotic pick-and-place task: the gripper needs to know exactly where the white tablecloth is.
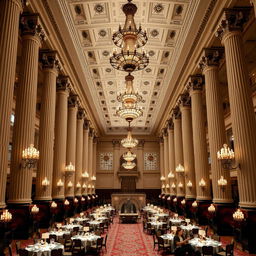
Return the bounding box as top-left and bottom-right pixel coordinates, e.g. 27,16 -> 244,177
149,221 -> 167,230
161,233 -> 175,248
26,242 -> 64,256
48,230 -> 70,238
74,217 -> 89,223
189,237 -> 222,253
169,218 -> 183,225
62,224 -> 82,231
71,234 -> 100,249
180,225 -> 199,236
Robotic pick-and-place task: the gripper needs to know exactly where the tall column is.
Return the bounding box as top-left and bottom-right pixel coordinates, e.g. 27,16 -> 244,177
188,75 -> 211,201
159,137 -> 165,192
0,0 -> 22,208
8,14 -> 45,204
113,140 -> 121,189
179,94 -> 196,199
65,94 -> 79,198
92,137 -> 97,193
82,120 -> 89,195
199,48 -> 233,203
216,8 -> 256,209
88,129 -> 94,193
173,108 -> 185,198
251,0 -> 256,17
35,51 -> 61,201
163,129 -> 169,186
75,108 -> 85,197
167,121 -> 176,196
52,76 -> 70,199
137,140 -> 144,189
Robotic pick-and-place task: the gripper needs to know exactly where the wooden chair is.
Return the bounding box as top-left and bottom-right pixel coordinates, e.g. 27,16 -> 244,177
212,234 -> 220,242
71,239 -> 83,256
49,234 -> 58,242
157,236 -> 171,252
153,234 -> 159,249
18,249 -> 28,256
8,244 -> 12,256
102,234 -> 108,251
202,246 -> 214,256
146,223 -> 154,235
63,234 -> 72,252
89,237 -> 103,254
51,248 -> 63,256
15,241 -> 21,255
217,243 -> 234,256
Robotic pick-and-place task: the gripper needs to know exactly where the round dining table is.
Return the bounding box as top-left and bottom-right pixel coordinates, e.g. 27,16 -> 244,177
25,242 -> 64,256
189,237 -> 222,254
71,233 -> 101,251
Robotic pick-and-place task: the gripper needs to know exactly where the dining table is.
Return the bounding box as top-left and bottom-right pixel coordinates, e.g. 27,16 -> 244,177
189,237 -> 222,253
71,233 -> 101,251
25,242 -> 64,256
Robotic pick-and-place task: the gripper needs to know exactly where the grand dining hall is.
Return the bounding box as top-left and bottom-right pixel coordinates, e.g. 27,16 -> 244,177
1,0 -> 256,255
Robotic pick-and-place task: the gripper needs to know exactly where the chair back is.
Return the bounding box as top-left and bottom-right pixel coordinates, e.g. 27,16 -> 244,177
103,234 -> 108,246
16,241 -> 21,254
73,227 -> 79,233
18,249 -> 28,256
97,237 -> 103,248
202,246 -> 214,256
226,243 -> 234,255
72,239 -> 82,249
51,248 -> 63,256
157,236 -> 164,247
212,234 -> 220,242
49,234 -> 57,241
192,228 -> 199,235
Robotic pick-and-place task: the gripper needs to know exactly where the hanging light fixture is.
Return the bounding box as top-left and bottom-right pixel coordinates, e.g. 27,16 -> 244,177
122,161 -> 136,170
121,127 -> 138,149
110,0 -> 149,73
21,144 -> 39,168
123,149 -> 136,161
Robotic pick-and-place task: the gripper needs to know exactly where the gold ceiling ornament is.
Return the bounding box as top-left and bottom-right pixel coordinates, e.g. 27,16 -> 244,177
122,161 -> 136,170
121,127 -> 138,149
110,0 -> 149,72
123,149 -> 136,162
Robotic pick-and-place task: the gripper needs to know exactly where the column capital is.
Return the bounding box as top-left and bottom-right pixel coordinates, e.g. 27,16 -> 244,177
20,13 -> 46,41
39,50 -> 62,71
159,136 -> 164,144
83,119 -> 90,130
89,128 -> 94,137
138,140 -> 145,148
112,140 -> 120,147
167,118 -> 174,130
215,7 -> 251,41
172,106 -> 181,120
68,94 -> 79,108
186,75 -> 204,93
56,76 -> 71,92
77,108 -> 86,120
179,92 -> 191,108
199,47 -> 224,71
162,128 -> 168,137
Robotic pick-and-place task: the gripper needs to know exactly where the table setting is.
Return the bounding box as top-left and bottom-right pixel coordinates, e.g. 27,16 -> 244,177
71,233 -> 101,250
189,237 -> 222,253
25,241 -> 64,256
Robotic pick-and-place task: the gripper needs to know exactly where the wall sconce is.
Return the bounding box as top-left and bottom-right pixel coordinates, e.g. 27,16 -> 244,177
82,183 -> 87,189
178,182 -> 183,189
181,199 -> 186,205
233,209 -> 245,222
192,200 -> 198,208
199,178 -> 206,189
88,184 -> 91,189
92,185 -> 95,189
167,196 -> 171,201
67,181 -> 73,188
51,201 -> 57,209
160,176 -> 166,181
74,198 -> 79,204
64,199 -> 70,206
21,144 -> 39,169
176,164 -> 185,173
31,204 -> 39,214
208,204 -> 216,213
168,171 -> 175,179
81,197 -> 85,202
217,144 -> 240,170
76,182 -> 81,189
87,196 -> 91,200
82,172 -> 89,179
218,176 -> 227,190
165,184 -> 170,189
171,183 -> 176,189
162,184 -> 165,189
65,162 -> 75,175
42,177 -> 50,187
91,175 -> 96,181
0,210 -> 12,223
173,197 -> 177,203
57,179 -> 64,188
187,180 -> 193,188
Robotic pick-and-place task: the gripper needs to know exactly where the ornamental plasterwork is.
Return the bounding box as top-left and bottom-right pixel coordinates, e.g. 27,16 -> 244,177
99,152 -> 113,170
144,152 -> 158,170
51,0 -> 203,134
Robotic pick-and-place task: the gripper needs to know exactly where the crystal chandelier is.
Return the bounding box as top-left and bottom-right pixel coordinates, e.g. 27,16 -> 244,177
116,106 -> 142,123
123,149 -> 136,161
110,0 -> 149,72
21,144 -> 39,168
121,128 -> 138,149
122,161 -> 136,170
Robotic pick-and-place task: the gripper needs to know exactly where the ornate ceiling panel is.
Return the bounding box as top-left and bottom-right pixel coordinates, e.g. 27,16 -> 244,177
57,0 -> 198,134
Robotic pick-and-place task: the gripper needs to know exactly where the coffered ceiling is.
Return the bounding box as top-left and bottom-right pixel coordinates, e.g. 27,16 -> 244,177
46,0 -> 208,135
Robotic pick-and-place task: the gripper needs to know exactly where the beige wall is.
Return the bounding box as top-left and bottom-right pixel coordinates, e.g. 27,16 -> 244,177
96,136 -> 161,190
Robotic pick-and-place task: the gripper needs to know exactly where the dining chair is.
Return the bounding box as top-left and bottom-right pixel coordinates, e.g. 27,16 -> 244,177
102,234 -> 108,251
157,236 -> 171,252
71,239 -> 83,256
18,249 -> 28,256
216,243 -> 234,256
212,234 -> 221,242
15,241 -> 21,255
153,234 -> 159,249
202,246 -> 214,256
51,248 -> 63,256
49,234 -> 57,242
8,244 -> 12,256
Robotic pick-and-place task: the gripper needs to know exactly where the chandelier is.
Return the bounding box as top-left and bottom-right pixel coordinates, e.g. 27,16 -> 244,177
121,128 -> 138,149
110,0 -> 149,72
123,150 -> 136,161
122,161 -> 136,170
116,106 -> 142,123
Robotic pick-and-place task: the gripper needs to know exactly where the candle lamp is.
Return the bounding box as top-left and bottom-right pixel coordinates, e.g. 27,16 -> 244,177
233,209 -> 245,222
218,176 -> 227,190
76,182 -> 81,188
42,177 -> 50,187
181,199 -> 186,205
176,164 -> 185,173
171,183 -> 176,189
91,175 -> 96,181
0,209 -> 12,223
160,176 -> 166,181
168,171 -> 175,178
21,144 -> 39,168
81,197 -> 85,202
178,182 -> 183,189
31,204 -> 39,214
217,144 -> 240,170
199,178 -> 206,189
187,180 -> 193,188
173,197 -> 177,203
51,201 -> 57,209
57,179 -> 64,188
67,181 -> 73,188
208,204 -> 216,213
82,172 -> 89,179
192,201 -> 198,208
65,162 -> 75,175
64,199 -> 70,206
167,196 -> 171,201
74,198 -> 79,204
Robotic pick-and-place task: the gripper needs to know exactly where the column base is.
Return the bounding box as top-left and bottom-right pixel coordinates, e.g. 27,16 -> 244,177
176,196 -> 185,216
7,204 -> 30,239
195,200 -> 212,225
33,200 -> 53,229
184,198 -> 196,218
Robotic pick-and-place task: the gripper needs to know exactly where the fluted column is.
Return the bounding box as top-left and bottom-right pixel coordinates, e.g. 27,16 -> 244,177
137,140 -> 144,189
65,94 -> 79,198
188,75 -> 211,201
88,129 -> 94,193
113,140 -> 120,189
180,94 -> 196,199
216,8 -> 256,208
0,0 -> 22,208
199,48 -> 233,203
52,76 -> 70,199
251,0 -> 256,17
75,108 -> 85,197
159,137 -> 165,192
82,120 -> 89,195
167,122 -> 176,196
35,51 -> 60,201
8,14 -> 45,204
173,108 -> 185,198
92,137 -> 97,193
163,130 -> 169,188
